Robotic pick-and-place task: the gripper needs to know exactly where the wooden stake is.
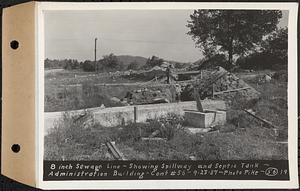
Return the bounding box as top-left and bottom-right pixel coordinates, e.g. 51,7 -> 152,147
243,109 -> 279,129
106,141 -> 126,160
141,137 -> 167,141
134,106 -> 138,123
212,84 -> 215,98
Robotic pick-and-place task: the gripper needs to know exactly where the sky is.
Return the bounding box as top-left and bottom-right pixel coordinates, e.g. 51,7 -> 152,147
45,10 -> 288,63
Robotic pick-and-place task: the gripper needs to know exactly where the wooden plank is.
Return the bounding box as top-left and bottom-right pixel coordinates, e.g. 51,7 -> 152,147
141,137 -> 167,141
110,142 -> 126,160
214,87 -> 251,95
105,141 -> 126,160
105,142 -> 119,160
175,70 -> 201,75
243,109 -> 279,129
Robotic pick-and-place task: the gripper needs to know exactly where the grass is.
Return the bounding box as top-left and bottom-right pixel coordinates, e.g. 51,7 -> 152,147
44,69 -> 139,112
242,71 -> 288,141
44,69 -> 177,112
45,94 -> 288,161
44,69 -> 288,161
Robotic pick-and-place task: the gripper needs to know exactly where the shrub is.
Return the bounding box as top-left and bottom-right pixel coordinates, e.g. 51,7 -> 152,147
44,112 -> 112,160
81,60 -> 95,72
146,113 -> 185,140
199,54 -> 228,70
236,52 -> 286,70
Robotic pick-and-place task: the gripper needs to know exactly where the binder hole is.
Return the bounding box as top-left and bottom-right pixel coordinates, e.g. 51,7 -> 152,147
11,144 -> 20,153
10,40 -> 19,50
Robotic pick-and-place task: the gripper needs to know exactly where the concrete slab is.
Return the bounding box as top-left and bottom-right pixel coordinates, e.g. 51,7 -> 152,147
184,110 -> 226,128
44,100 -> 227,135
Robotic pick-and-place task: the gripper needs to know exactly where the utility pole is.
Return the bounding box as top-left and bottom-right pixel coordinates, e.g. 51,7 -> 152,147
94,37 -> 97,72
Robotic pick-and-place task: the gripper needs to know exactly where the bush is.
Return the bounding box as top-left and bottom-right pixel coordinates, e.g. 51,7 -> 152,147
199,54 -> 229,70
44,112 -> 112,160
146,113 -> 185,140
82,60 -> 95,72
272,70 -> 287,82
127,61 -> 140,70
236,52 -> 286,70
143,56 -> 164,70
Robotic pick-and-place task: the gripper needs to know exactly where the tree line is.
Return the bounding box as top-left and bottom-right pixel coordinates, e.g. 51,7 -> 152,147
45,54 -> 125,72
45,54 -> 177,72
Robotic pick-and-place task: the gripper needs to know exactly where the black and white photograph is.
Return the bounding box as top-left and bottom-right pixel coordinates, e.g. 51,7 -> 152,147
44,8 -> 289,161
1,1 -> 298,190
36,3 -> 299,188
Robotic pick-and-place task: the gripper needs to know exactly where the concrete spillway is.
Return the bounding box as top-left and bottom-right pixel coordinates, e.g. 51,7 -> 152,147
44,100 -> 226,135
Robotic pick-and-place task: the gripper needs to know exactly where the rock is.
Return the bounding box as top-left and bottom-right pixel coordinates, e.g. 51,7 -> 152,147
110,97 -> 120,103
264,74 -> 272,82
152,98 -> 170,104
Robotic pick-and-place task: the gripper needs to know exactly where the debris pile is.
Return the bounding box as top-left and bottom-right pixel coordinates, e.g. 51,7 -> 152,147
180,67 -> 260,106
124,86 -> 176,105
124,66 -> 166,81
212,72 -> 260,103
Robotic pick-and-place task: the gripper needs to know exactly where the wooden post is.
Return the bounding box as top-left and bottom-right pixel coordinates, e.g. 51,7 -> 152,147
134,106 -> 138,123
243,109 -> 279,129
94,37 -> 97,72
194,88 -> 204,112
134,106 -> 142,137
212,84 -> 215,98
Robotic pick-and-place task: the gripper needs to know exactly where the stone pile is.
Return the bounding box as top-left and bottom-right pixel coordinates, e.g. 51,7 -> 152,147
124,86 -> 176,105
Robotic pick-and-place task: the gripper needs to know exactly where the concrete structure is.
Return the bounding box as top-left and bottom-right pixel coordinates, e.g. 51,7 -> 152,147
184,110 -> 226,128
44,100 -> 226,135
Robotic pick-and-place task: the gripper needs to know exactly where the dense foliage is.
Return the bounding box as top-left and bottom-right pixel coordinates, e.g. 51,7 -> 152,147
237,28 -> 288,70
143,56 -> 165,69
45,54 -> 169,72
187,10 -> 282,68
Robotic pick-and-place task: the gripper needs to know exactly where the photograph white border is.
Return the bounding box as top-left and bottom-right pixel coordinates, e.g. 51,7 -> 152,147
36,2 -> 298,189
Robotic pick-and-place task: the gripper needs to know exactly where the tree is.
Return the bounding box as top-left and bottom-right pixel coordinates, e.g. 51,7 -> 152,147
144,56 -> 164,69
99,53 -> 124,72
187,10 -> 282,68
127,60 -> 140,70
44,58 -> 66,69
64,59 -> 80,70
262,27 -> 287,64
82,60 -> 95,72
237,27 -> 288,70
199,54 -> 228,69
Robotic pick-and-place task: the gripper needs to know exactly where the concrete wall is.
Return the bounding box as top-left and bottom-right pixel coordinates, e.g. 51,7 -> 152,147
44,100 -> 226,135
